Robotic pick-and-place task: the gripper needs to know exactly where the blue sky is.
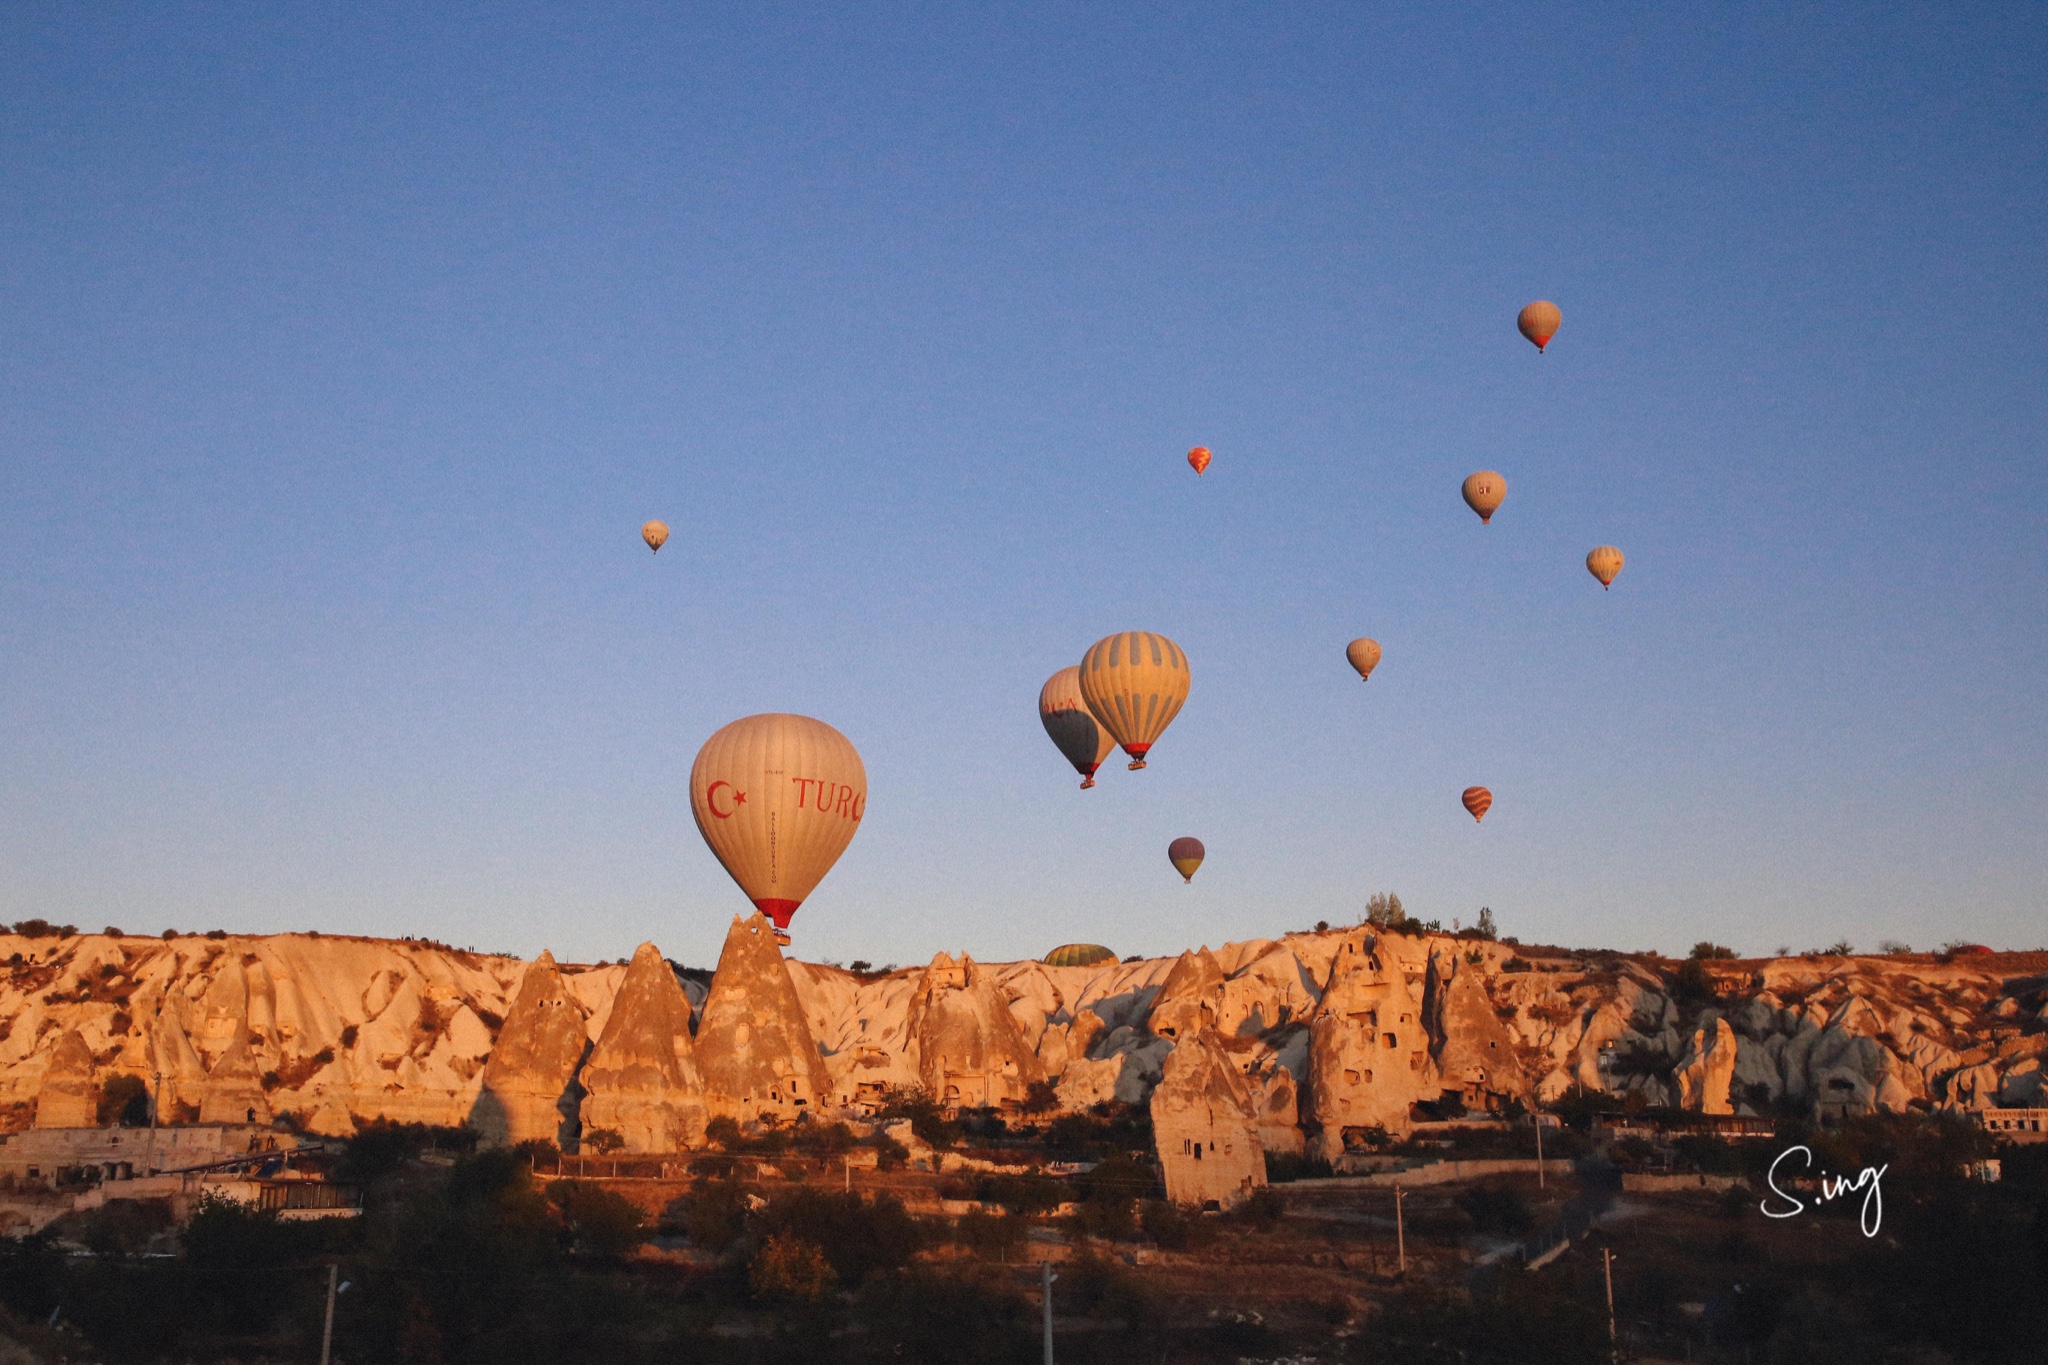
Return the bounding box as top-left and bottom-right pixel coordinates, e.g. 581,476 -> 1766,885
1,4 -> 2043,969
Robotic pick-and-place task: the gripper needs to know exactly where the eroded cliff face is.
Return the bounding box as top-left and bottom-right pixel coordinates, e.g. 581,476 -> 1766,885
0,927 -> 2039,1153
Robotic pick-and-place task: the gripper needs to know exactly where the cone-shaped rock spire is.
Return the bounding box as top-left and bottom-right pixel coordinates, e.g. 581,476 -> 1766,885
905,953 -> 1044,1109
1147,946 -> 1228,1041
199,1034 -> 273,1125
1308,930 -> 1436,1159
473,951 -> 589,1147
1150,1029 -> 1266,1208
696,914 -> 829,1123
35,1029 -> 97,1129
580,942 -> 708,1152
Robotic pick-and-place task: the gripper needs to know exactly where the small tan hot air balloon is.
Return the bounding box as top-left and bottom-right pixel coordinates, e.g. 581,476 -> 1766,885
1517,301 -> 1561,352
1462,786 -> 1493,823
1168,837 -> 1205,884
1187,446 -> 1212,477
1462,472 -> 1506,525
1078,631 -> 1191,771
1345,638 -> 1383,682
1586,546 -> 1624,589
690,714 -> 866,943
642,520 -> 670,554
1039,666 -> 1117,789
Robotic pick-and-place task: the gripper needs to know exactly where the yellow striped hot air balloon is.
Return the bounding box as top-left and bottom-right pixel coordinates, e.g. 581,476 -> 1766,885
689,714 -> 866,943
1043,943 -> 1117,968
1586,546 -> 1624,589
1078,631 -> 1191,770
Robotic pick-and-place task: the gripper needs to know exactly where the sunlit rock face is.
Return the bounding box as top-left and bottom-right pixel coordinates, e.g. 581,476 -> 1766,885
1307,931 -> 1437,1159
1674,1015 -> 1738,1115
1146,948 -> 1228,1042
577,942 -> 707,1153
904,953 -> 1044,1110
695,914 -> 830,1125
473,951 -> 590,1148
34,1030 -> 95,1129
1151,1029 -> 1267,1209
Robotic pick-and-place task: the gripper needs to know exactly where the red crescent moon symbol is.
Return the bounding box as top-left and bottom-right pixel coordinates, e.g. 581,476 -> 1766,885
707,780 -> 741,819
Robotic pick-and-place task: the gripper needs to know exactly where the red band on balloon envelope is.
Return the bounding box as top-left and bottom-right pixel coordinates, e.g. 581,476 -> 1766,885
754,898 -> 801,929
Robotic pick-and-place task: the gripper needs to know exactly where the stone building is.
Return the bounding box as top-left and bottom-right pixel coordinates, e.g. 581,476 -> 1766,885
578,942 -> 708,1153
695,914 -> 831,1124
1308,930 -> 1436,1159
472,951 -> 590,1147
1150,1030 -> 1267,1209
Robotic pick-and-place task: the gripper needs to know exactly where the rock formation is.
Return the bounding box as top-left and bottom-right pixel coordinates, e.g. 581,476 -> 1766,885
473,951 -> 589,1148
1147,948 -> 1227,1041
903,953 -> 1044,1109
1150,1029 -> 1267,1208
1308,931 -> 1436,1159
1673,1015 -> 1737,1114
1424,947 -> 1527,1110
695,914 -> 830,1124
199,1035 -> 272,1125
577,942 -> 707,1153
1,926 -> 2042,1147
34,1030 -> 95,1129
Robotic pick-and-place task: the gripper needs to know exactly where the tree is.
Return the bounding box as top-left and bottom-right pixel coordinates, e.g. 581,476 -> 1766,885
1365,892 -> 1406,928
1689,941 -> 1738,960
750,1232 -> 836,1302
1475,907 -> 1498,940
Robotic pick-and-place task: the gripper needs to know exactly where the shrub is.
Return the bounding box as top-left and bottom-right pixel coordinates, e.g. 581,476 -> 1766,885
751,1187 -> 924,1286
1457,1182 -> 1533,1235
1138,1199 -> 1212,1250
1231,1187 -> 1286,1230
545,1180 -> 647,1257
982,1173 -> 1065,1216
1263,1150 -> 1333,1183
1689,942 -> 1739,960
857,1264 -> 1033,1364
665,1176 -> 750,1250
582,1127 -> 625,1155
956,1208 -> 1026,1260
749,1232 -> 836,1302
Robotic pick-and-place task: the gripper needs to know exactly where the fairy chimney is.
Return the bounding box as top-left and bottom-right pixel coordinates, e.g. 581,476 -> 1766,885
579,942 -> 709,1152
35,1029 -> 97,1129
198,1034 -> 272,1125
1423,948 -> 1527,1111
695,914 -> 830,1124
906,953 -> 1044,1110
1150,1029 -> 1266,1208
1308,930 -> 1436,1159
473,951 -> 590,1147
1147,947 -> 1228,1042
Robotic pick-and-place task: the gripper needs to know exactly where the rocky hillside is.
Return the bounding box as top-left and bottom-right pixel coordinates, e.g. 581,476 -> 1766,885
1,923 -> 2041,1149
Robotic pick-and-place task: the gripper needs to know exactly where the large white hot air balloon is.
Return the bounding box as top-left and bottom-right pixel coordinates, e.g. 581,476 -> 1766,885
690,714 -> 866,943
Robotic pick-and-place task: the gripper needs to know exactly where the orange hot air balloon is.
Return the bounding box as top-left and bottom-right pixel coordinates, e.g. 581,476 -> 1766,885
690,714 -> 866,940
1517,301 -> 1561,352
1462,786 -> 1493,823
1187,446 -> 1212,477
642,520 -> 670,554
1039,666 -> 1117,789
1167,837 -> 1205,883
1345,638 -> 1383,682
1462,472 -> 1506,524
1586,546 -> 1624,589
1078,631 -> 1191,770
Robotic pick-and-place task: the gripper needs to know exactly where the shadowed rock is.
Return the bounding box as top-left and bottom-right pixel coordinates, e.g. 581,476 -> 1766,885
579,942 -> 708,1152
696,914 -> 830,1124
35,1030 -> 96,1129
905,952 -> 1044,1109
473,951 -> 589,1147
1424,947 -> 1528,1111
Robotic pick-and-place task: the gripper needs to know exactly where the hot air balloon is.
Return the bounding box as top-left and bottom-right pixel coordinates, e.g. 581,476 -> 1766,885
1462,472 -> 1506,525
1586,546 -> 1624,589
1078,631 -> 1191,770
642,520 -> 670,554
1462,787 -> 1493,823
1187,446 -> 1212,477
1345,638 -> 1383,682
1043,943 -> 1117,968
1517,301 -> 1561,352
1168,837 -> 1205,883
1039,666 -> 1117,789
690,714 -> 865,943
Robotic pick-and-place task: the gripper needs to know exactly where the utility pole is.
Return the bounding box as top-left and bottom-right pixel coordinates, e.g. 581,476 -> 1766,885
320,1264 -> 339,1365
844,1154 -> 851,1193
145,1069 -> 162,1175
1603,1248 -> 1617,1364
1395,1185 -> 1407,1276
1535,1111 -> 1546,1190
1041,1259 -> 1059,1365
